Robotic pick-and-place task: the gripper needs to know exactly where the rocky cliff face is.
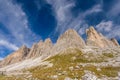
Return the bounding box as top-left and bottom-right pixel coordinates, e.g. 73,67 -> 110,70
27,29 -> 85,59
27,38 -> 53,59
0,27 -> 120,80
0,27 -> 119,67
86,27 -> 118,48
51,29 -> 85,54
0,45 -> 30,67
111,38 -> 119,46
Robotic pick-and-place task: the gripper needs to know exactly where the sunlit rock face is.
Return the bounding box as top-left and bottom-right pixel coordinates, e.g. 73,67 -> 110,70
51,29 -> 86,55
86,26 -> 118,48
111,38 -> 119,46
27,38 -> 53,59
0,45 -> 30,67
0,27 -> 119,68
27,29 -> 86,59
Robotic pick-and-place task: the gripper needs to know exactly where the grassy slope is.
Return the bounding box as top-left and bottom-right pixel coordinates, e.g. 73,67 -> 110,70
0,75 -> 23,80
28,49 -> 120,80
0,48 -> 120,80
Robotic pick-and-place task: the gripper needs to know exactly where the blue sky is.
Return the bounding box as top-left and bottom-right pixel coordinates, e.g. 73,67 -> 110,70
0,0 -> 120,59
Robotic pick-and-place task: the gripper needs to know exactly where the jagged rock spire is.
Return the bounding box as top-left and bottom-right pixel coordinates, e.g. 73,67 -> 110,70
51,29 -> 86,54
111,38 -> 119,46
27,38 -> 53,59
57,29 -> 85,46
0,45 -> 30,67
1,27 -> 119,67
86,26 -> 119,48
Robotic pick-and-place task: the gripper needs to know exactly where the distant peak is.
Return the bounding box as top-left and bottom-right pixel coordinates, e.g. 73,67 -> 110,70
111,38 -> 119,46
65,28 -> 77,34
17,45 -> 29,53
86,26 -> 96,34
38,40 -> 43,45
86,26 -> 119,48
59,29 -> 80,39
39,40 -> 43,43
89,26 -> 95,30
20,45 -> 27,49
44,38 -> 52,43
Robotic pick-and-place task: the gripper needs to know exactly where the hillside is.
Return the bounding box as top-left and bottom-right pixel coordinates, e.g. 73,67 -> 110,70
0,27 -> 120,80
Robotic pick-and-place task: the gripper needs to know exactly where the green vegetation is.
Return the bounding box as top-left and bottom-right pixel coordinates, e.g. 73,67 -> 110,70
100,66 -> 120,77
103,53 -> 114,58
28,49 -> 120,80
0,48 -> 119,80
0,75 -> 6,80
29,49 -> 85,80
0,75 -> 22,80
82,65 -> 120,77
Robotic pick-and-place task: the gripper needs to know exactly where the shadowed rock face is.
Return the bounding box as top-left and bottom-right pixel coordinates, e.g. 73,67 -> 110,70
0,45 -> 30,67
111,38 -> 119,46
27,38 -> 53,59
86,26 -> 118,48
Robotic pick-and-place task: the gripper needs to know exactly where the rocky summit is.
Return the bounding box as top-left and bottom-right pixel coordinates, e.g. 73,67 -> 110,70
27,38 -> 53,59
51,29 -> 86,55
0,27 -> 120,80
86,26 -> 118,48
0,45 -> 30,67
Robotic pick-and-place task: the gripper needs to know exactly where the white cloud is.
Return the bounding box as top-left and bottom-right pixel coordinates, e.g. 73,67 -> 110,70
47,0 -> 75,22
47,0 -> 102,36
46,0 -> 75,33
83,4 -> 102,16
107,26 -> 120,39
96,21 -> 120,40
108,0 -> 120,16
0,40 -> 18,50
78,24 -> 89,35
0,0 -> 41,47
0,57 -> 3,60
96,21 -> 113,32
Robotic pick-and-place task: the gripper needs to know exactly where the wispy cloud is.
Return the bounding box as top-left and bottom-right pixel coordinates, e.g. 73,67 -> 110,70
0,57 -> 3,60
83,4 -> 102,16
0,40 -> 18,50
108,0 -> 120,17
46,0 -> 75,33
0,0 -> 41,47
96,21 -> 113,32
47,0 -> 120,42
96,21 -> 120,39
47,0 -> 102,36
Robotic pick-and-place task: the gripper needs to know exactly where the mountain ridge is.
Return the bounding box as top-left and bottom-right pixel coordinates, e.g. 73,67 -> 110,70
0,26 -> 119,67
0,26 -> 120,80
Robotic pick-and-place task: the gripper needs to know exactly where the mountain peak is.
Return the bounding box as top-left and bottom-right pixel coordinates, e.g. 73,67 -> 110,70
58,28 -> 84,42
65,28 -> 77,33
0,27 -> 119,68
88,26 -> 95,31
19,45 -> 27,50
63,28 -> 79,36
51,29 -> 86,54
111,38 -> 119,46
86,26 -> 118,48
0,45 -> 30,67
44,38 -> 52,44
86,26 -> 100,40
